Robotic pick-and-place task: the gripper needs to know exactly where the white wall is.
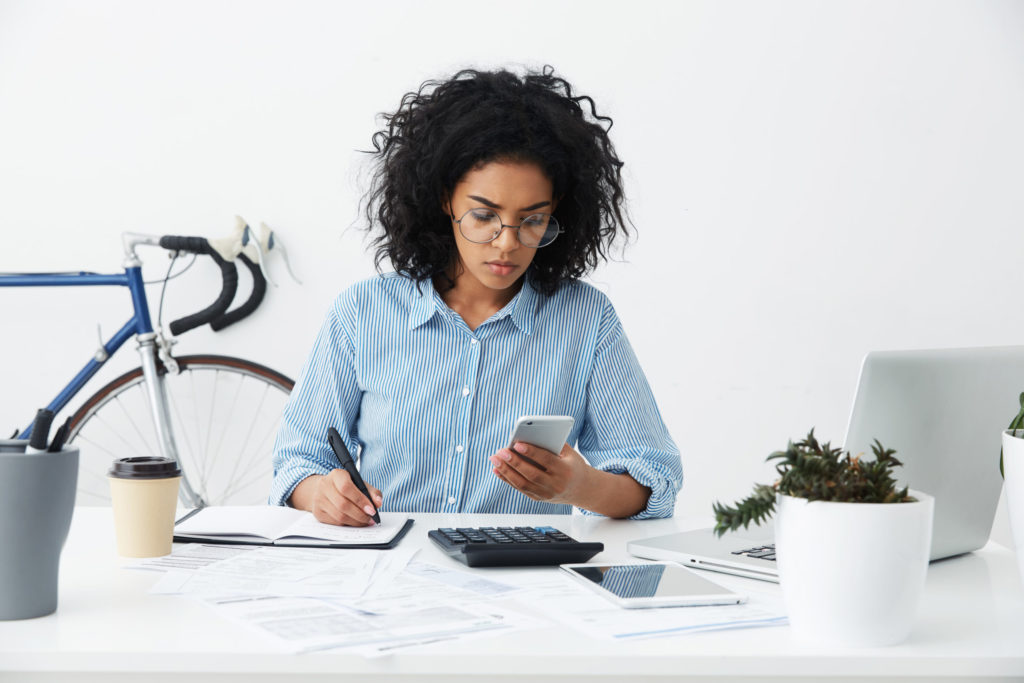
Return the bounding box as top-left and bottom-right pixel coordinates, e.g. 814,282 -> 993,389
2,0 -> 1022,544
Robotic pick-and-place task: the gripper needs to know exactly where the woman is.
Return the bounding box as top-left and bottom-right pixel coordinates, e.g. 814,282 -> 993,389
270,66 -> 682,525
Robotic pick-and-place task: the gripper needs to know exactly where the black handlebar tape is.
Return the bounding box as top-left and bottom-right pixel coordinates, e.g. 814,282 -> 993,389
158,235 -> 239,336
210,253 -> 266,331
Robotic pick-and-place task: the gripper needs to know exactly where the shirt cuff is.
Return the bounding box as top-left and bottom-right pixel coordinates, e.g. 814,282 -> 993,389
268,461 -> 334,507
580,458 -> 680,520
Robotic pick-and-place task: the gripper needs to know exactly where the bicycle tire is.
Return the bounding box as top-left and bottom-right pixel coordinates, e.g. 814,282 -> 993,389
67,354 -> 294,507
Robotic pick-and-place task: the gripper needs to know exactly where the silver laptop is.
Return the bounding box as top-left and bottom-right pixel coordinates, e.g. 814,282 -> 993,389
628,346 -> 1016,582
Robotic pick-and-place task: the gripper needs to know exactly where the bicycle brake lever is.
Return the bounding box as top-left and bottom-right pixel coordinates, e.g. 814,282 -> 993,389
242,224 -> 277,288
259,222 -> 303,285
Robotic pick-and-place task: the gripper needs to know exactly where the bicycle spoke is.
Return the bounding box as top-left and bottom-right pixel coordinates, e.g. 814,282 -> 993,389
210,371 -> 246,483
88,400 -> 156,461
199,370 -> 221,493
218,465 -> 274,502
166,383 -> 200,467
113,391 -> 159,459
72,436 -> 120,473
218,418 -> 280,501
188,370 -> 210,500
72,359 -> 292,507
220,380 -> 272,500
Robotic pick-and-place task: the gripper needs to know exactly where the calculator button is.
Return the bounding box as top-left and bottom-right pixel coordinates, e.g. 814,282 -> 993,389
428,525 -> 603,567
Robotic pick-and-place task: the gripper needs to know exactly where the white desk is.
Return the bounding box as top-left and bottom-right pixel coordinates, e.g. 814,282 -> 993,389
1,508 -> 1022,682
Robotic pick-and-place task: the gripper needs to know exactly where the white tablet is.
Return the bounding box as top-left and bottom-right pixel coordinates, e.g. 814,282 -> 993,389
560,562 -> 747,609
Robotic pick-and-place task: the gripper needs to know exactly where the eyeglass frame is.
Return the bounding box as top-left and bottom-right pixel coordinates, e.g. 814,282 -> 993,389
449,208 -> 564,248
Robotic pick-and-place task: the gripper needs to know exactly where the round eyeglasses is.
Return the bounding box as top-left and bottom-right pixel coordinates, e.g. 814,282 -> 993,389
451,208 -> 563,248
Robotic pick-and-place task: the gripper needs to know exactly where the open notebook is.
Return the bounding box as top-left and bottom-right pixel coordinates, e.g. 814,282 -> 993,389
174,506 -> 414,549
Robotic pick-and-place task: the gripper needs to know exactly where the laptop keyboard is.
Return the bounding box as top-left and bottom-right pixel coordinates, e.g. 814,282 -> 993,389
732,544 -> 776,561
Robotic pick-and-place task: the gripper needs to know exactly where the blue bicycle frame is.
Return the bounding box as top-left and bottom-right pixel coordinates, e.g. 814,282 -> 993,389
1,267 -> 153,440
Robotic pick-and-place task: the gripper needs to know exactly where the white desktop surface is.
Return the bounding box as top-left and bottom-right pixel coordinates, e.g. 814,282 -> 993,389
1,508 -> 1022,683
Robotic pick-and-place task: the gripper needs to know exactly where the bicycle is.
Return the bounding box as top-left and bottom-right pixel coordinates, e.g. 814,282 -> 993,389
2,221 -> 296,508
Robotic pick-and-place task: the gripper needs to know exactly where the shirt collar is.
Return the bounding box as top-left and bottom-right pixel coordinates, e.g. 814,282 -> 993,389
407,272 -> 539,335
408,278 -> 442,330
505,273 -> 538,335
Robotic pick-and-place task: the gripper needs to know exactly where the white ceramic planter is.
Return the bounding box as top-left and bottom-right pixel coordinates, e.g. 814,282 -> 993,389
1001,430 -> 1024,586
775,491 -> 934,647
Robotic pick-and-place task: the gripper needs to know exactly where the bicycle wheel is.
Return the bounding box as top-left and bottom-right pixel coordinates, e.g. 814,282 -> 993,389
68,354 -> 294,506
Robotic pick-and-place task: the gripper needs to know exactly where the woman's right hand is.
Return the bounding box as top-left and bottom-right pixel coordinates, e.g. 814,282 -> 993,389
290,470 -> 383,526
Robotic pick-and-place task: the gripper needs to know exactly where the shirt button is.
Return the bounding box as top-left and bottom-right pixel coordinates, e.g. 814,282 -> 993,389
462,387 -> 470,396
455,444 -> 464,453
470,339 -> 478,345
448,496 -> 456,505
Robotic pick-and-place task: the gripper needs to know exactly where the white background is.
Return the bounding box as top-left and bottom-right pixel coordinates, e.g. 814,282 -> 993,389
1,0 -> 1022,545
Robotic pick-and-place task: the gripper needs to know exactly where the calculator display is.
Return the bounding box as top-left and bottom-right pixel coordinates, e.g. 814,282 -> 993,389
566,563 -> 730,599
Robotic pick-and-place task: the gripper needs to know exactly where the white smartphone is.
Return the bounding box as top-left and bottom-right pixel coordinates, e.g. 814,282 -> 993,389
560,562 -> 747,609
507,415 -> 574,455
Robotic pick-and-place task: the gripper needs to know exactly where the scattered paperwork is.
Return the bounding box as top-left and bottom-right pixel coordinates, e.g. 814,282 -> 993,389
148,545 -> 410,599
507,571 -> 787,641
186,558 -> 542,655
130,543 -> 786,654
127,543 -> 256,572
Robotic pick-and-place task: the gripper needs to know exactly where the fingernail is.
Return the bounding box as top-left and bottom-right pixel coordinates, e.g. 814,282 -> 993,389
363,505 -> 375,515
489,455 -> 500,465
501,450 -> 512,461
513,443 -> 527,454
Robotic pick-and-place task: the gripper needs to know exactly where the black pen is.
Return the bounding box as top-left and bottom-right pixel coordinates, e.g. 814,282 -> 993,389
48,416 -> 72,453
327,427 -> 381,524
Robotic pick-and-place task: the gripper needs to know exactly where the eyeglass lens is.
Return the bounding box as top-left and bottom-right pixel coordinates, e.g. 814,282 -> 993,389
458,209 -> 561,248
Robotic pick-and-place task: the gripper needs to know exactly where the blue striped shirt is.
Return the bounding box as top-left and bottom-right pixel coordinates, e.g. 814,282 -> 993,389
270,272 -> 682,518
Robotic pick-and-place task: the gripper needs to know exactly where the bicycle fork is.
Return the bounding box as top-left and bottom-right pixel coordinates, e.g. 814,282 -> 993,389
136,334 -> 206,509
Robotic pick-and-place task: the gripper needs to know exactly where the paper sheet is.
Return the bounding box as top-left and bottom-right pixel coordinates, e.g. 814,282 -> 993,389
195,592 -> 530,655
509,570 -> 787,640
279,513 -> 409,545
126,544 -> 257,572
150,546 -> 385,598
403,561 -> 520,597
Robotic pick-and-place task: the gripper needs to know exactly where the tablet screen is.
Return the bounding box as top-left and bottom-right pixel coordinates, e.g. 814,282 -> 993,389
565,563 -> 730,599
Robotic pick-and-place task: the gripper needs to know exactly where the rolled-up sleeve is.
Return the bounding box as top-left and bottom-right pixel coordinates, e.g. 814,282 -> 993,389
269,294 -> 362,506
576,304 -> 683,519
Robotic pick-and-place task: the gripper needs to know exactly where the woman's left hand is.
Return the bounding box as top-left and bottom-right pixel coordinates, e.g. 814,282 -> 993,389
489,442 -> 592,506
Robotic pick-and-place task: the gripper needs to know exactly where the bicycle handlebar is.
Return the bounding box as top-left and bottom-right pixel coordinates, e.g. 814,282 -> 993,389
158,235 -> 238,336
210,253 -> 267,331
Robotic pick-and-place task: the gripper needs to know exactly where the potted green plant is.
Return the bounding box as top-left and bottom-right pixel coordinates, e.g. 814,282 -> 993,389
713,430 -> 934,647
1000,393 -> 1024,585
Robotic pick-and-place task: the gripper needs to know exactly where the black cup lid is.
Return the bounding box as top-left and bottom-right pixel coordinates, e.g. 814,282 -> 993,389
108,456 -> 182,479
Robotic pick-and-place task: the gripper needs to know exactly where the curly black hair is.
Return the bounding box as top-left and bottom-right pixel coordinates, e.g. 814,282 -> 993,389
362,65 -> 630,296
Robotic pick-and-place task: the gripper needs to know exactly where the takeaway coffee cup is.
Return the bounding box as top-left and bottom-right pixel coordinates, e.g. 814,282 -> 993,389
108,456 -> 182,557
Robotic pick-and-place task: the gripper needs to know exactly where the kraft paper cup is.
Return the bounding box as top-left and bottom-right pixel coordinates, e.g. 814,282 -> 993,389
108,457 -> 181,558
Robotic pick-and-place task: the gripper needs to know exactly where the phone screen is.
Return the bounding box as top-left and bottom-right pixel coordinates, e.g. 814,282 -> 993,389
565,563 -> 733,599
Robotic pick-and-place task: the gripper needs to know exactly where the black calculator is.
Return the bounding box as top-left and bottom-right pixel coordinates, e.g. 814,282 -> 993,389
428,526 -> 604,567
